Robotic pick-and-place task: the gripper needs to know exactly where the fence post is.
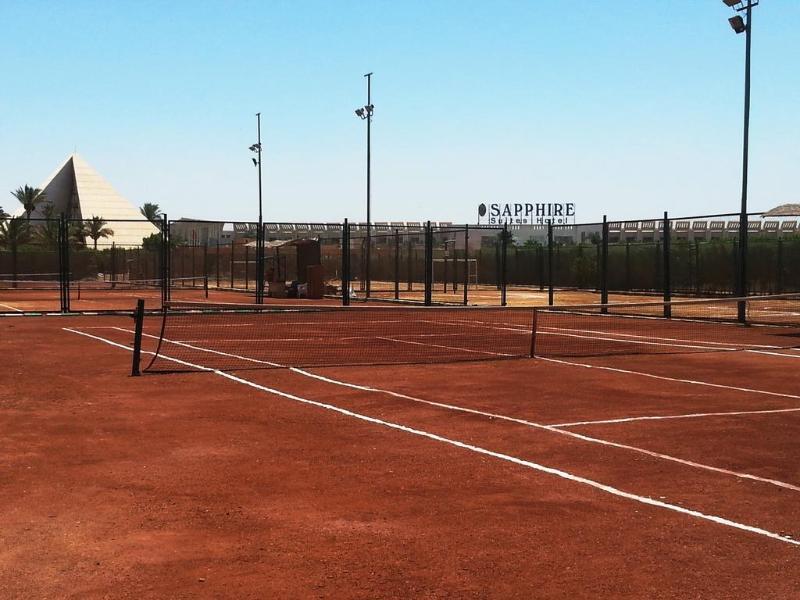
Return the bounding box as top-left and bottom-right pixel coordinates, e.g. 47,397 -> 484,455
424,221 -> 433,306
342,219 -> 350,306
394,229 -> 400,300
58,214 -> 67,312
161,214 -> 169,305
110,242 -> 117,284
216,239 -> 220,289
500,223 -> 508,306
547,222 -> 554,306
601,215 -> 609,311
203,241 -> 209,292
230,240 -> 235,289
738,212 -> 748,323
625,241 -> 631,291
463,225 -> 469,305
245,244 -> 250,291
663,211 -> 671,318
694,239 -> 701,295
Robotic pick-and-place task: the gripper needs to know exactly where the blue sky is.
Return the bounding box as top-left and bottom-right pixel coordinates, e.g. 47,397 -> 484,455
1,1 -> 797,224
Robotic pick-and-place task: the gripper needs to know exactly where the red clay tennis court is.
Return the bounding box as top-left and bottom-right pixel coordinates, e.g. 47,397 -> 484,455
2,295 -> 799,597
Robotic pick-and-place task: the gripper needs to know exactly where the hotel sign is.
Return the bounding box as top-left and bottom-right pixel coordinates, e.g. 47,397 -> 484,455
478,202 -> 576,225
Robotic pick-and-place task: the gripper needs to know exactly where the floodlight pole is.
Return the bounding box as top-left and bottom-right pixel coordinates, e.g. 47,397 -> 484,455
737,1 -> 753,321
365,72 -> 373,299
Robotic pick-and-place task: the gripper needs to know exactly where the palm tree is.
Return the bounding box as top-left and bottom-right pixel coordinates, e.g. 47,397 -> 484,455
11,185 -> 47,219
140,202 -> 162,226
0,206 -> 7,220
34,204 -> 61,250
0,216 -> 32,285
84,216 -> 114,251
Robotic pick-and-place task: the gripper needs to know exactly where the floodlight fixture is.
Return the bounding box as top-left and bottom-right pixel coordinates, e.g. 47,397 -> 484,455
249,143 -> 261,153
723,0 -> 741,7
251,157 -> 258,167
355,108 -> 365,118
729,15 -> 746,33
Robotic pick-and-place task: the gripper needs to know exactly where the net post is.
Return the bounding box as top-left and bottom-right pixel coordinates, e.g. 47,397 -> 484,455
131,298 -> 145,376
663,211 -> 671,318
529,307 -> 539,358
500,223 -> 508,306
600,215 -> 609,312
394,229 -> 400,300
424,221 -> 433,306
547,222 -> 554,306
342,219 -> 350,306
463,224 -> 469,305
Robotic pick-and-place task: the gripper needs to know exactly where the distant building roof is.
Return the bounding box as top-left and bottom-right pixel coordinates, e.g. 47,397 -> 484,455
763,204 -> 800,217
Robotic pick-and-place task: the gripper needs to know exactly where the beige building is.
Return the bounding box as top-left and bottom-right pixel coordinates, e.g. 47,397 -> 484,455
13,153 -> 159,247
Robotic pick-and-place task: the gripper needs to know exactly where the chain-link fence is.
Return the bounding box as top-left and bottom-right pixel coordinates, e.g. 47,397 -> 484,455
2,211 -> 797,313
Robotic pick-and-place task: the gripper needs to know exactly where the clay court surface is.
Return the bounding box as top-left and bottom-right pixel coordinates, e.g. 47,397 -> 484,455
2,307 -> 800,598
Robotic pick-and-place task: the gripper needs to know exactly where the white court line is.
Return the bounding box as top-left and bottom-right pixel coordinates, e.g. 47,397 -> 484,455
537,329 -> 736,352
540,325 -> 781,349
61,326 -> 800,547
173,331 -> 525,344
537,356 -> 800,401
113,327 -> 800,492
376,336 -> 517,357
539,328 -> 800,360
0,302 -> 23,312
294,370 -> 800,493
552,407 -> 800,428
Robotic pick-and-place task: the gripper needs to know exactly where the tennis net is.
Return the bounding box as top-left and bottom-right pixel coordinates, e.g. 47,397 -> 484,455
140,301 -> 535,372
532,293 -> 800,358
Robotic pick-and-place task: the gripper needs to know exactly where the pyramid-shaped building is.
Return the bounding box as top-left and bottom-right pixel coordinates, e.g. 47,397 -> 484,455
14,153 -> 159,247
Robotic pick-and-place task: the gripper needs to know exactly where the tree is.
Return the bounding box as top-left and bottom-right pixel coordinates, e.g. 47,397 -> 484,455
0,216 -> 32,284
140,203 -> 162,226
84,216 -> 114,251
0,206 -> 7,221
11,185 -> 47,219
34,204 -> 61,250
